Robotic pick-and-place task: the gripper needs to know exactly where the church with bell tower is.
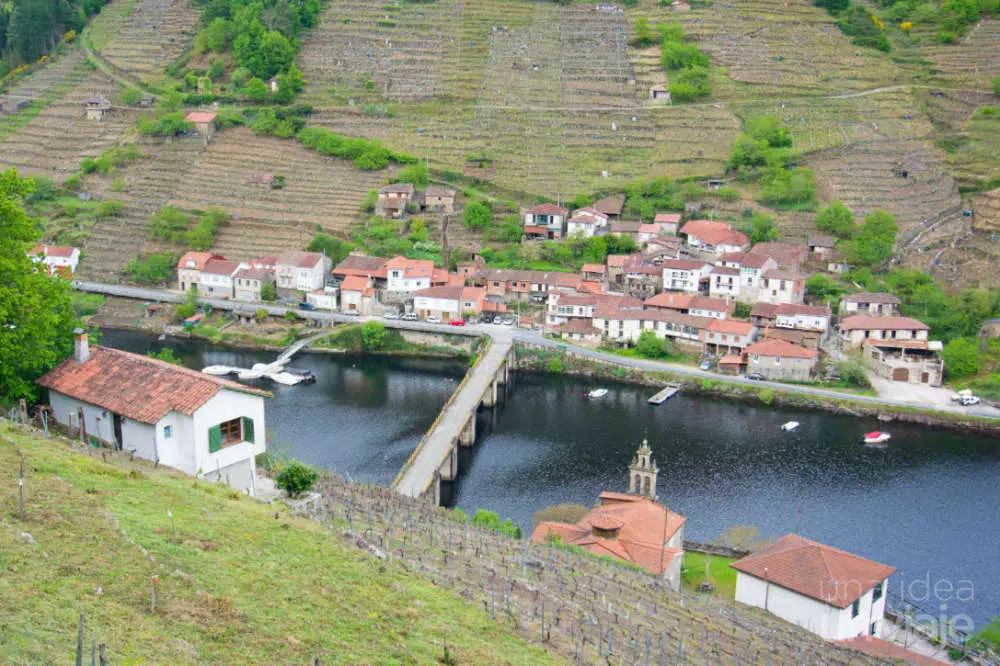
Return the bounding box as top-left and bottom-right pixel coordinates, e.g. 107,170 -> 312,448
628,439 -> 658,499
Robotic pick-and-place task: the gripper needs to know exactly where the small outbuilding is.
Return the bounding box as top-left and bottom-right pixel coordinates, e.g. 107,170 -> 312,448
84,96 -> 112,121
185,111 -> 218,142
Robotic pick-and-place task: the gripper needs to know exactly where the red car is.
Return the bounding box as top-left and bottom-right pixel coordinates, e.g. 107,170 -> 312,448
449,320 -> 466,326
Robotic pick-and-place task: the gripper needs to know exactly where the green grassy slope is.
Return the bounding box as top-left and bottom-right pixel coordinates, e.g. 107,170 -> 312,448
0,421 -> 561,665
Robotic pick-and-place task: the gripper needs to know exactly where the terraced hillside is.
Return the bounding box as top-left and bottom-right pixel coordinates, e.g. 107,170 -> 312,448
920,19 -> 1000,89
89,0 -> 199,85
0,62 -> 136,180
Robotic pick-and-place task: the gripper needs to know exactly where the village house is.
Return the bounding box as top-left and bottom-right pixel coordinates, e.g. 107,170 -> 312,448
29,245 -> 81,278
522,203 -> 568,239
470,268 -> 581,303
594,302 -> 709,350
824,251 -> 852,275
332,254 -> 389,284
413,285 -> 484,321
233,267 -> 275,303
566,207 -> 610,238
199,258 -> 244,299
644,236 -> 683,259
622,262 -> 662,299
558,318 -> 604,345
581,263 -> 607,283
689,296 -> 730,319
38,331 -> 268,497
839,315 -> 930,348
653,212 -> 681,235
375,183 -> 415,218
385,256 -> 436,293
708,265 -> 740,300
840,293 -> 901,317
761,327 -> 823,351
422,185 -> 457,213
660,258 -> 712,293
700,318 -> 756,356
608,220 -> 641,241
176,251 -> 223,292
648,84 -> 672,104
643,292 -> 693,313
593,194 -> 626,220
84,96 -> 111,121
863,339 -> 944,386
547,293 -> 637,328
719,252 -> 778,301
306,286 -> 338,311
184,111 -> 218,143
531,441 -> 685,590
644,294 -> 729,319
757,268 -> 806,305
637,223 -> 661,245
774,303 -> 832,335
745,339 -> 818,381
339,275 -> 375,314
747,242 -> 809,270
275,251 -> 331,294
679,220 -> 750,256
808,234 -> 837,260
731,534 -> 895,640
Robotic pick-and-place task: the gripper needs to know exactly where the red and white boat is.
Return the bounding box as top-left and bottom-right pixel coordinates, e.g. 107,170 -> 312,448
863,431 -> 891,446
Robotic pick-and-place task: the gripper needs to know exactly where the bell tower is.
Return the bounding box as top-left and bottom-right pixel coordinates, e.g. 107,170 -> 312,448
628,439 -> 658,500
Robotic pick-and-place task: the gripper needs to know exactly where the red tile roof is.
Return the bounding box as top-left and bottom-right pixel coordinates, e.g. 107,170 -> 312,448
689,296 -> 729,313
581,263 -> 606,274
276,251 -> 324,269
775,303 -> 831,317
593,194 -> 625,216
730,534 -> 895,608
746,338 -> 817,359
233,267 -> 273,281
653,213 -> 681,224
201,258 -> 241,276
680,220 -> 749,248
840,315 -> 929,331
177,251 -> 221,271
660,258 -> 710,271
524,225 -> 549,235
184,111 -> 217,124
527,203 -> 567,216
531,492 -> 685,575
38,346 -> 267,425
340,275 -> 371,292
333,254 -> 388,277
842,292 -> 901,305
751,302 -> 779,318
606,253 -> 642,268
379,183 -> 414,194
707,318 -> 754,335
719,354 -> 744,365
711,265 -> 740,277
560,319 -> 601,335
747,242 -> 808,267
835,637 -> 950,666
386,256 -> 434,277
638,223 -> 660,234
30,244 -> 78,258
415,285 -> 463,300
644,293 -> 693,310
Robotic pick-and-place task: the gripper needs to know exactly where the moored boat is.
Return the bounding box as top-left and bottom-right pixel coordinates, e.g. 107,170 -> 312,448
201,365 -> 235,376
587,388 -> 609,399
781,421 -> 799,432
863,431 -> 891,446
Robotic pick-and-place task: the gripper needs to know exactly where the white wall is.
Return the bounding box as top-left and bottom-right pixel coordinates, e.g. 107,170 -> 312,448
50,392 -> 115,444
191,390 -> 267,497
413,295 -> 459,318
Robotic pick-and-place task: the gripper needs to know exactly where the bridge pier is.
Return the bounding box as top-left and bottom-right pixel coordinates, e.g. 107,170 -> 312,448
438,443 -> 459,481
482,377 -> 498,407
458,415 -> 476,447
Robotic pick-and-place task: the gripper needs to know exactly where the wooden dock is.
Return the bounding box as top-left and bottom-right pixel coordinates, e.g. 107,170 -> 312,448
648,383 -> 681,405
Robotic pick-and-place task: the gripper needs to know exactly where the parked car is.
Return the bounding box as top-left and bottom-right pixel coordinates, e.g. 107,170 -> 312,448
383,312 -> 399,319
493,316 -> 503,324
401,313 -> 418,321
699,360 -> 712,371
343,309 -> 360,317
449,320 -> 466,327
426,316 -> 441,323
502,316 -> 515,326
298,302 -> 315,311
959,395 -> 981,406
746,373 -> 764,381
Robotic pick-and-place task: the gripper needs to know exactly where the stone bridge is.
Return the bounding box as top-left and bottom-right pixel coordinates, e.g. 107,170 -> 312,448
391,334 -> 515,504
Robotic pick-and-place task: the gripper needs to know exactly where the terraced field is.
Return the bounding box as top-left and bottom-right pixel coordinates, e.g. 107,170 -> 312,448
921,19 -> 1000,89
89,0 -> 199,85
0,64 -> 136,180
165,127 -> 384,260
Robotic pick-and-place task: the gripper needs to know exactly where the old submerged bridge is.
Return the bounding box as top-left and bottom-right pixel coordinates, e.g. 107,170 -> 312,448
392,334 -> 515,504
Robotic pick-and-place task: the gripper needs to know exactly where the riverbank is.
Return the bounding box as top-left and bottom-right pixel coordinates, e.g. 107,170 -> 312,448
513,342 -> 1000,437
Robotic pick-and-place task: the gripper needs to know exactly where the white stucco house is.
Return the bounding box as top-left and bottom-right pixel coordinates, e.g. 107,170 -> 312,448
565,206 -> 610,237
275,251 -> 332,293
413,285 -> 484,320
199,258 -> 245,299
38,331 -> 269,497
731,534 -> 895,641
385,256 -> 435,293
660,259 -> 712,293
176,251 -> 223,293
29,244 -> 81,277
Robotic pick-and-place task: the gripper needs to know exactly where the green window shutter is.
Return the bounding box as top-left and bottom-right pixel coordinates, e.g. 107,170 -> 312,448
242,417 -> 255,444
208,425 -> 222,453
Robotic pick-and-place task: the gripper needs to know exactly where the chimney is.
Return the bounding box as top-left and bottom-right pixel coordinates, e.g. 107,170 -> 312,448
73,327 -> 90,363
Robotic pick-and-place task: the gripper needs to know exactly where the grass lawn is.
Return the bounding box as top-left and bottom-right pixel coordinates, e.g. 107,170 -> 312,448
0,422 -> 561,665
680,551 -> 738,599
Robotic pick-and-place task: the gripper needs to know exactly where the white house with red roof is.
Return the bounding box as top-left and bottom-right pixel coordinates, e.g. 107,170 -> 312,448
29,244 -> 80,278
384,256 -> 435,292
200,258 -> 245,299
532,441 -> 685,589
565,207 -> 609,237
745,338 -> 818,381
37,331 -> 268,496
717,252 -> 778,300
708,265 -> 741,300
660,258 -> 712,293
839,315 -> 930,348
774,303 -> 832,333
679,220 -> 750,256
176,251 -> 225,293
413,285 -> 484,320
275,251 -> 331,293
839,292 -> 901,317
522,203 -> 568,239
339,275 -> 375,314
731,534 -> 895,640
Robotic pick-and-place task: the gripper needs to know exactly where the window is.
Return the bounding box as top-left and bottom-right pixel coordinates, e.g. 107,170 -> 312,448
872,581 -> 883,602
775,356 -> 781,365
851,599 -> 860,618
163,425 -> 173,439
208,417 -> 255,453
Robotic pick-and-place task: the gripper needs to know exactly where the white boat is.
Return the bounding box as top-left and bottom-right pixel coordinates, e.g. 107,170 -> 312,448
587,388 -> 609,399
781,421 -> 799,432
271,372 -> 306,386
237,369 -> 265,380
863,431 -> 891,446
201,365 -> 235,376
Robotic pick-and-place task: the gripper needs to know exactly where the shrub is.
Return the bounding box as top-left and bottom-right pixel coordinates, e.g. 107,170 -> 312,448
942,337 -> 981,379
470,509 -> 522,538
260,283 -> 276,301
361,320 -> 388,349
274,460 -> 319,498
463,201 -> 493,228
759,388 -> 775,405
636,330 -> 675,359
63,174 -> 81,190
307,233 -> 353,264
547,357 -> 564,373
715,185 -> 739,201
283,310 -> 300,321
95,200 -> 125,219
254,308 -> 268,322
393,162 -> 429,187
533,503 -> 590,526
125,253 -> 175,284
208,57 -> 225,80
120,87 -> 143,105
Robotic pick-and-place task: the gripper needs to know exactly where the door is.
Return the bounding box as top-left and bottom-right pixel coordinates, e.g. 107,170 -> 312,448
921,372 -> 929,384
892,367 -> 909,382
113,414 -> 123,450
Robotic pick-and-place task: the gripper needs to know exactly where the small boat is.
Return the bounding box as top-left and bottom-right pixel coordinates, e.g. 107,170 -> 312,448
157,334 -> 166,341
780,421 -> 799,432
237,369 -> 264,380
271,372 -> 306,386
863,431 -> 891,446
587,388 -> 609,399
284,367 -> 316,383
201,365 -> 235,376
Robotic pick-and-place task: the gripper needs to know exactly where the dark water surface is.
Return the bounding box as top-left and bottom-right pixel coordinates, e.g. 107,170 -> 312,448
102,329 -> 1000,627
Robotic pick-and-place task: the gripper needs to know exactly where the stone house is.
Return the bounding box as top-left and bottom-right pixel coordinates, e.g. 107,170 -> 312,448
623,263 -> 662,299
757,268 -> 805,305
422,185 -> 457,213
233,267 -> 275,303
863,340 -> 944,386
37,332 -> 268,497
747,242 -> 809,270
184,111 -> 218,142
593,194 -> 626,219
653,212 -> 681,235
839,293 -> 901,317
375,183 -> 415,218
808,235 -> 837,260
745,339 -> 818,381
581,263 -> 606,283
708,265 -> 741,300
731,534 -> 894,641
558,318 -> 603,345
839,315 -> 929,349
176,251 -> 224,293
84,96 -> 111,121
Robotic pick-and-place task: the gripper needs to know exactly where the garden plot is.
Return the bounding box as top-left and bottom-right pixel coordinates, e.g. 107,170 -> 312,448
920,89 -> 1000,186
76,136 -> 207,282
921,19 -> 1000,89
807,140 -> 962,246
556,5 -> 639,108
0,72 -> 136,180
0,51 -> 84,108
164,127 -> 383,260
94,0 -> 199,83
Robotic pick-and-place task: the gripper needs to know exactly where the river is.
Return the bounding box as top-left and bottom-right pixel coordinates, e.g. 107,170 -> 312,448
101,329 -> 1000,628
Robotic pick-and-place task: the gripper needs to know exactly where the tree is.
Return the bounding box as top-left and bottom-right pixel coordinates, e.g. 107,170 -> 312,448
361,320 -> 387,349
742,212 -> 779,244
146,348 -> 182,365
306,233 -> 353,264
174,287 -> 199,321
408,219 -> 428,243
393,162 -> 429,187
813,200 -> 855,238
0,169 -> 80,401
942,337 -> 981,379
849,209 -> 898,267
636,330 -> 675,359
495,214 -> 524,242
246,77 -> 270,103
260,283 -> 276,301
732,301 -> 753,318
125,253 -> 175,284
463,201 -> 492,228
805,273 -> 845,302
274,459 -> 319,497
